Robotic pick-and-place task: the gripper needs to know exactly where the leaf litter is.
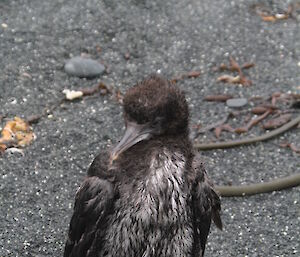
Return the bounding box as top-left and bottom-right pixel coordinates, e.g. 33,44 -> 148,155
252,3 -> 299,22
0,117 -> 35,154
194,91 -> 300,142
215,56 -> 254,86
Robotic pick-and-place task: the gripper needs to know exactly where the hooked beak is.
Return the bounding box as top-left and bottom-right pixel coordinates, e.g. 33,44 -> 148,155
110,121 -> 153,163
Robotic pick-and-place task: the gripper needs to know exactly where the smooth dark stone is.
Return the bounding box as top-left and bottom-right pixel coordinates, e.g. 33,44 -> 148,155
226,98 -> 248,108
64,56 -> 105,78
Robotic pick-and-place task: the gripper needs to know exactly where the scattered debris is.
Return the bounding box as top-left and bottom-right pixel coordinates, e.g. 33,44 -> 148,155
241,62 -> 255,70
253,3 -> 293,22
238,74 -> 252,87
214,124 -> 234,138
0,117 -> 35,153
171,70 -> 201,83
251,106 -> 270,115
279,142 -> 300,154
204,94 -> 233,102
186,71 -> 201,78
271,92 -> 281,105
194,116 -> 300,150
262,113 -> 292,129
217,74 -> 241,84
235,110 -> 272,133
216,58 -> 255,72
80,82 -> 111,96
216,57 -> 253,86
198,89 -> 298,141
63,89 -> 83,100
63,82 -> 111,101
193,113 -> 233,139
251,105 -> 278,114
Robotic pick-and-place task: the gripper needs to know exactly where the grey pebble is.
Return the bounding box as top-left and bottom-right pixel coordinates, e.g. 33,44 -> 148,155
64,56 -> 105,78
226,98 -> 248,108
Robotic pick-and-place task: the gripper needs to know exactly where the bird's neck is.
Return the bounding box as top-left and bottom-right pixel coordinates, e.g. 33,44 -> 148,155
111,134 -> 193,180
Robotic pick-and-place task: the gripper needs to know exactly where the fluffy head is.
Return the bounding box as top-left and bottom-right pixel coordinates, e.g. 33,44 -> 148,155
123,75 -> 189,136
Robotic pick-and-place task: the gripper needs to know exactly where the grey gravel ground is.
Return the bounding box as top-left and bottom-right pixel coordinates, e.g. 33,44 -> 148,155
1,0 -> 300,256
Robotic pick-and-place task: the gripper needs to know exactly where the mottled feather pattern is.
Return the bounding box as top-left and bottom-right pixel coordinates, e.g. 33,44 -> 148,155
64,75 -> 222,257
100,149 -> 194,257
64,142 -> 221,257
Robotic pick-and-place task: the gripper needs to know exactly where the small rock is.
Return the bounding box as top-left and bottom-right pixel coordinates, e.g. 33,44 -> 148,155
64,56 -> 105,78
226,98 -> 248,108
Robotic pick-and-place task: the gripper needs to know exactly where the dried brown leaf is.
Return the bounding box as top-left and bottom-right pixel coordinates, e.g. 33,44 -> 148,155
279,142 -> 300,154
262,114 -> 292,130
219,63 -> 229,71
80,82 -> 110,96
195,113 -> 233,136
239,74 -> 252,86
80,85 -> 99,96
171,71 -> 201,83
261,15 -> 277,22
204,94 -> 233,102
217,74 -> 241,84
251,106 -> 269,115
234,127 -> 248,134
229,57 -> 241,72
214,124 -> 235,138
187,71 -> 201,78
214,127 -> 222,138
235,110 -> 272,133
241,62 -> 255,69
247,110 -> 272,129
0,117 -> 35,150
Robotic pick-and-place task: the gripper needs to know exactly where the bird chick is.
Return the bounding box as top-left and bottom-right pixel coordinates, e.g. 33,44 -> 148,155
64,75 -> 222,257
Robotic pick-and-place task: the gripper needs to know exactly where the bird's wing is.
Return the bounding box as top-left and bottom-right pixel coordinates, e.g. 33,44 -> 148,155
191,161 -> 222,257
64,176 -> 115,257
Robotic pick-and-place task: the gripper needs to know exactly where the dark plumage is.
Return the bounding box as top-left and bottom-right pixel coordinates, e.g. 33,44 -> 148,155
64,75 -> 222,257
